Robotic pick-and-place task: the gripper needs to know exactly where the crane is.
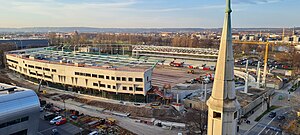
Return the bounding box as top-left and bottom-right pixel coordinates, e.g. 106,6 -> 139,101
233,40 -> 272,88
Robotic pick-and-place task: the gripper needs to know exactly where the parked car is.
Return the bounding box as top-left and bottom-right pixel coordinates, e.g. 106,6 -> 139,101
40,100 -> 47,107
55,118 -> 67,126
44,113 -> 57,121
50,116 -> 62,124
88,131 -> 99,135
268,111 -> 277,118
51,129 -> 59,135
70,115 -> 78,120
40,107 -> 44,112
277,115 -> 285,120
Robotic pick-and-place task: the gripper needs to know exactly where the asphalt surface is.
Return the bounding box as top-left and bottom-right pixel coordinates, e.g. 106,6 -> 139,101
38,111 -> 82,135
245,107 -> 290,135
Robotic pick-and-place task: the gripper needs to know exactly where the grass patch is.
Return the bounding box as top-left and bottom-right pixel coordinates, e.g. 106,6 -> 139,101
254,106 -> 281,122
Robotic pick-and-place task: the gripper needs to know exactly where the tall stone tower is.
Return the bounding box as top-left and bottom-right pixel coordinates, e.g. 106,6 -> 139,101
206,0 -> 240,135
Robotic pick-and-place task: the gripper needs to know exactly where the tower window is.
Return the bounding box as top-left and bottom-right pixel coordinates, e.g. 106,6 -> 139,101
213,111 -> 221,119
234,111 -> 238,119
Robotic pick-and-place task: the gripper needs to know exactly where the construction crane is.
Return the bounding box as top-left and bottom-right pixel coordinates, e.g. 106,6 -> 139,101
233,40 -> 272,87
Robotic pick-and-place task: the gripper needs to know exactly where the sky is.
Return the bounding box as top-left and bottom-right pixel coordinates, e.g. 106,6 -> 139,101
0,0 -> 299,28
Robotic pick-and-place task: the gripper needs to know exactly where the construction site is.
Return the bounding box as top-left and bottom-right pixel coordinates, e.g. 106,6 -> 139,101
1,43 -> 293,134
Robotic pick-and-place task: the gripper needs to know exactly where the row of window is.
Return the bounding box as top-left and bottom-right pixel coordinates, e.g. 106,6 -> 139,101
75,72 -> 143,82
7,59 -> 18,64
0,116 -> 29,129
25,64 -> 57,72
26,71 -> 142,91
8,64 -> 17,69
92,83 -> 143,91
28,70 -> 53,79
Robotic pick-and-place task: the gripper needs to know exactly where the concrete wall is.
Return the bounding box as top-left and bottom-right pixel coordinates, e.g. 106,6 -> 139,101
184,89 -> 275,117
183,99 -> 208,111
240,89 -> 275,116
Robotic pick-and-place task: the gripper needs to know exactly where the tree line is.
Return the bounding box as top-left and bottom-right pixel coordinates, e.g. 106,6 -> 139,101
48,33 -> 220,48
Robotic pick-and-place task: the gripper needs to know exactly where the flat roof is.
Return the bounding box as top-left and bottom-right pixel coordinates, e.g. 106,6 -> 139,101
8,47 -> 156,72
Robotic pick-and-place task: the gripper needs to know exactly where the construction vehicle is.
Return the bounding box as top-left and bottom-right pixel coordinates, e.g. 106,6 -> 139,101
187,70 -> 195,74
169,61 -> 184,67
200,73 -> 215,84
107,118 -> 116,125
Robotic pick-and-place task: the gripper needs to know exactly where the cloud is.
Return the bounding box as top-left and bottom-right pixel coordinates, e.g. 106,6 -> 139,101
233,0 -> 284,4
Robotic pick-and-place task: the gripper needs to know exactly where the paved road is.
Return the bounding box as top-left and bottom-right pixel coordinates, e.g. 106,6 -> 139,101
245,107 -> 291,135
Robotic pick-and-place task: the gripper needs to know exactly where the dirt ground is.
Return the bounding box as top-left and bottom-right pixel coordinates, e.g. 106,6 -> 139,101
0,68 -> 188,123
43,92 -> 183,122
152,65 -> 214,87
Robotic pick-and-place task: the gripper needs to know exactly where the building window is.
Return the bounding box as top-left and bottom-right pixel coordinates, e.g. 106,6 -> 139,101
20,116 -> 29,122
75,72 -> 79,75
116,77 -> 121,81
100,84 -> 105,88
234,111 -> 238,119
29,72 -> 36,75
7,59 -> 18,64
129,87 -> 133,91
123,87 -> 127,90
93,83 -> 98,87
111,77 -> 115,80
135,78 -> 143,82
99,75 -> 104,79
86,73 -> 91,77
75,78 -> 78,84
25,64 -> 27,67
0,116 -> 29,129
43,68 -> 50,71
128,78 -> 133,81
213,111 -> 221,119
79,73 -> 85,76
113,86 -> 116,89
147,76 -> 149,81
106,76 -> 110,80
45,75 -> 52,79
92,74 -> 97,78
35,66 -> 42,70
122,77 -> 126,81
28,65 -> 34,68
52,69 -> 57,72
10,129 -> 28,135
107,85 -> 111,89
136,87 -> 143,91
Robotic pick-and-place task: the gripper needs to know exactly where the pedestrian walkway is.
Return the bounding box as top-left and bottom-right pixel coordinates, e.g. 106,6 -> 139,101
238,103 -> 268,135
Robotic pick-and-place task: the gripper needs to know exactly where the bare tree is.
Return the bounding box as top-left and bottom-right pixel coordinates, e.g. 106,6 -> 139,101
185,109 -> 208,135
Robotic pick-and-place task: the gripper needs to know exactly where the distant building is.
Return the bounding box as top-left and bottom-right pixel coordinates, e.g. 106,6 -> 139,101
283,37 -> 292,43
293,35 -> 299,43
0,39 -> 49,49
232,34 -> 240,40
0,83 -> 40,135
249,35 -> 255,41
241,35 -> 248,41
132,45 -> 219,62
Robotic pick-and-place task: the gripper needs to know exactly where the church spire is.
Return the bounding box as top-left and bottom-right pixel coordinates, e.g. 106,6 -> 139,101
210,0 -> 235,100
206,0 -> 240,134
225,0 -> 232,13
